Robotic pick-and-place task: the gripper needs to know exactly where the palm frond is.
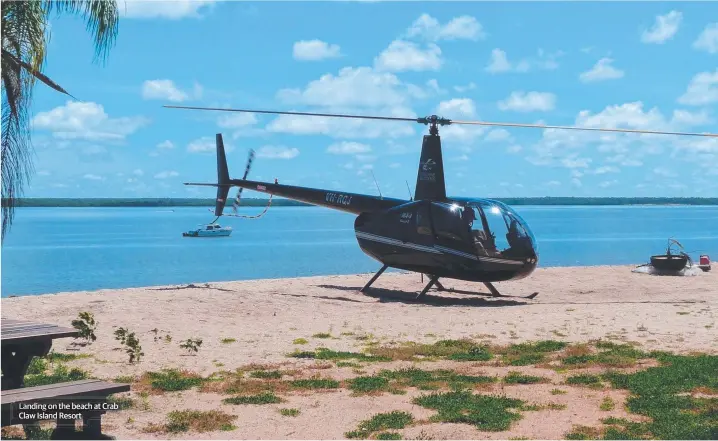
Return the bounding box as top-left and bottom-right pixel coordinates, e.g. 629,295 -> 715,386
44,0 -> 119,63
1,0 -> 119,242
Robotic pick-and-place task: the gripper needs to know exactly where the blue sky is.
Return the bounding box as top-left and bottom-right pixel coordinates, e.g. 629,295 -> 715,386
26,1 -> 718,199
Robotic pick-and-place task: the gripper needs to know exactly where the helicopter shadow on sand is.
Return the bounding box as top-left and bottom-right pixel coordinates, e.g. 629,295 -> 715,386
314,284 -> 528,307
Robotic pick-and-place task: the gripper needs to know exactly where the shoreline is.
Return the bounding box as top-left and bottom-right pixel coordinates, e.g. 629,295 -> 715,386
3,265 -> 716,355
0,263 -> 676,299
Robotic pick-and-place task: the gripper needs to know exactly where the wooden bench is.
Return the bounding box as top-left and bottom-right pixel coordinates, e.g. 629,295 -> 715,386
1,318 -> 79,391
1,379 -> 130,439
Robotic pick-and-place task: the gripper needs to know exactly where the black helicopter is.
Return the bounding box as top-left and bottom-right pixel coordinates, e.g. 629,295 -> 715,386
165,105 -> 716,300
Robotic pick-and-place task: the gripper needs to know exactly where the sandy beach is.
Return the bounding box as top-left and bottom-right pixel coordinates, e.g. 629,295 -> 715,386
2,265 -> 716,439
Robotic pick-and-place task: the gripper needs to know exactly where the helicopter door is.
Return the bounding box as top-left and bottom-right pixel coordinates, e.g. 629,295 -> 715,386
429,202 -> 474,259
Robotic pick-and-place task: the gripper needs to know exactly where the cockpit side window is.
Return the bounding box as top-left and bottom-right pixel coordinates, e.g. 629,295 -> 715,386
430,203 -> 465,241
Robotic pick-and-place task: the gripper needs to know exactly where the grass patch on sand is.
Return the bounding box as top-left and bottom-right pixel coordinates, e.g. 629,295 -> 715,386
376,432 -> 402,440
345,411 -> 414,439
601,353 -> 718,440
140,369 -> 206,392
279,408 -> 300,417
562,341 -> 650,368
498,340 -> 568,366
223,392 -> 283,405
293,338 -> 308,345
24,364 -> 88,387
345,368 -> 496,395
367,339 -> 493,362
107,395 -> 135,410
414,391 -> 524,431
599,397 -> 615,411
337,361 -> 362,368
566,374 -> 604,388
114,375 -> 135,384
347,376 -> 391,394
250,370 -> 283,380
288,348 -> 390,362
312,332 -> 333,339
503,371 -> 550,385
551,388 -> 568,395
565,425 -> 602,440
220,338 -> 236,344
290,378 -> 340,390
143,410 -> 237,433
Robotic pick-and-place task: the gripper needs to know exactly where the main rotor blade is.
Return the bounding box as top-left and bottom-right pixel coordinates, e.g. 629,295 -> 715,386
450,119 -> 717,137
162,105 -> 418,123
163,105 -> 717,137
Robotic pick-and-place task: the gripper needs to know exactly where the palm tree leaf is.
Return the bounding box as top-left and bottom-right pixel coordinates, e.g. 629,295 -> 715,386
43,0 -> 119,63
2,49 -> 77,99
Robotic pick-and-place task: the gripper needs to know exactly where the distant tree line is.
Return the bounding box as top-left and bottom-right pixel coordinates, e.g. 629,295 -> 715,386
2,197 -> 717,207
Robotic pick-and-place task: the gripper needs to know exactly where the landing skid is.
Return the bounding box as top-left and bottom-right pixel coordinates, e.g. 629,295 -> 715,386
360,266 -> 538,300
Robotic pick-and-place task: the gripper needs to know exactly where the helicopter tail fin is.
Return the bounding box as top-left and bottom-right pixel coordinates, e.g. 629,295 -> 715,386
213,133 -> 231,216
414,134 -> 446,201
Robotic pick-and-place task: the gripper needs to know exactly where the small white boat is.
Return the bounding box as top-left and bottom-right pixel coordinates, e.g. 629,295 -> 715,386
182,223 -> 232,237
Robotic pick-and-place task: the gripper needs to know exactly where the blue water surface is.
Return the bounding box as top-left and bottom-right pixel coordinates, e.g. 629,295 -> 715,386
2,205 -> 717,297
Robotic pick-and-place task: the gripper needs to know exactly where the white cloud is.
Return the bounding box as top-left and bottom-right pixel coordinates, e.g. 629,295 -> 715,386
154,171 -> 179,179
453,82 -> 476,93
141,79 -> 190,102
693,23 -> 718,54
256,146 -> 300,159
217,113 -> 258,128
121,0 -> 217,19
156,140 -> 174,150
677,69 -> 718,106
374,40 -> 442,72
293,40 -> 342,61
527,101 -> 714,170
356,154 -> 376,162
269,67 -> 418,139
37,170 -> 51,176
133,169 -> 144,176
485,49 -> 513,73
187,136 -> 234,153
405,13 -> 485,41
436,98 -> 476,117
83,174 -> 103,181
599,180 -> 618,188
653,167 -> 678,178
579,58 -> 624,83
641,11 -> 682,44
327,141 -> 371,154
425,79 -> 445,94
484,128 -> 512,142
545,180 -> 561,186
485,48 -> 562,74
498,91 -> 556,112
507,145 -> 522,154
277,67 -> 409,109
31,101 -> 148,141
593,166 -> 620,174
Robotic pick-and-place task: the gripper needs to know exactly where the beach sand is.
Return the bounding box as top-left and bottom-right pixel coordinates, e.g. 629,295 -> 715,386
2,265 -> 716,439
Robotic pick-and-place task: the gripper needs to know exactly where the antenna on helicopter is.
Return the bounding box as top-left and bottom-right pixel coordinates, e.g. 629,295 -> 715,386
370,171 -> 382,200
405,180 -> 413,201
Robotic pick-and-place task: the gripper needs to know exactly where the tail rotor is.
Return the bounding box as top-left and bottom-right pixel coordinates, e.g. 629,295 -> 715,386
231,149 -> 255,215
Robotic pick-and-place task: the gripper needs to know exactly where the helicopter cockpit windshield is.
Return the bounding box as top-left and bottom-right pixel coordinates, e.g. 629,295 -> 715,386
459,200 -> 538,262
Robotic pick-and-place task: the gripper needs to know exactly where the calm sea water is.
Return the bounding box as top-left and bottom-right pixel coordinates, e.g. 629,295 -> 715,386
2,206 -> 717,297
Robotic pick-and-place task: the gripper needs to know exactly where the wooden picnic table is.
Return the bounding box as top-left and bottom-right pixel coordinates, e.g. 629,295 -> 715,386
1,318 -> 79,390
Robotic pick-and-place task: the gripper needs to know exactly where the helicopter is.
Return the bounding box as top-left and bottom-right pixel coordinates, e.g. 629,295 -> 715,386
165,105 -> 716,300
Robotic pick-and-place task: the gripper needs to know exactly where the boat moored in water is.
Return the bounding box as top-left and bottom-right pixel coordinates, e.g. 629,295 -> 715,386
182,223 -> 232,237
